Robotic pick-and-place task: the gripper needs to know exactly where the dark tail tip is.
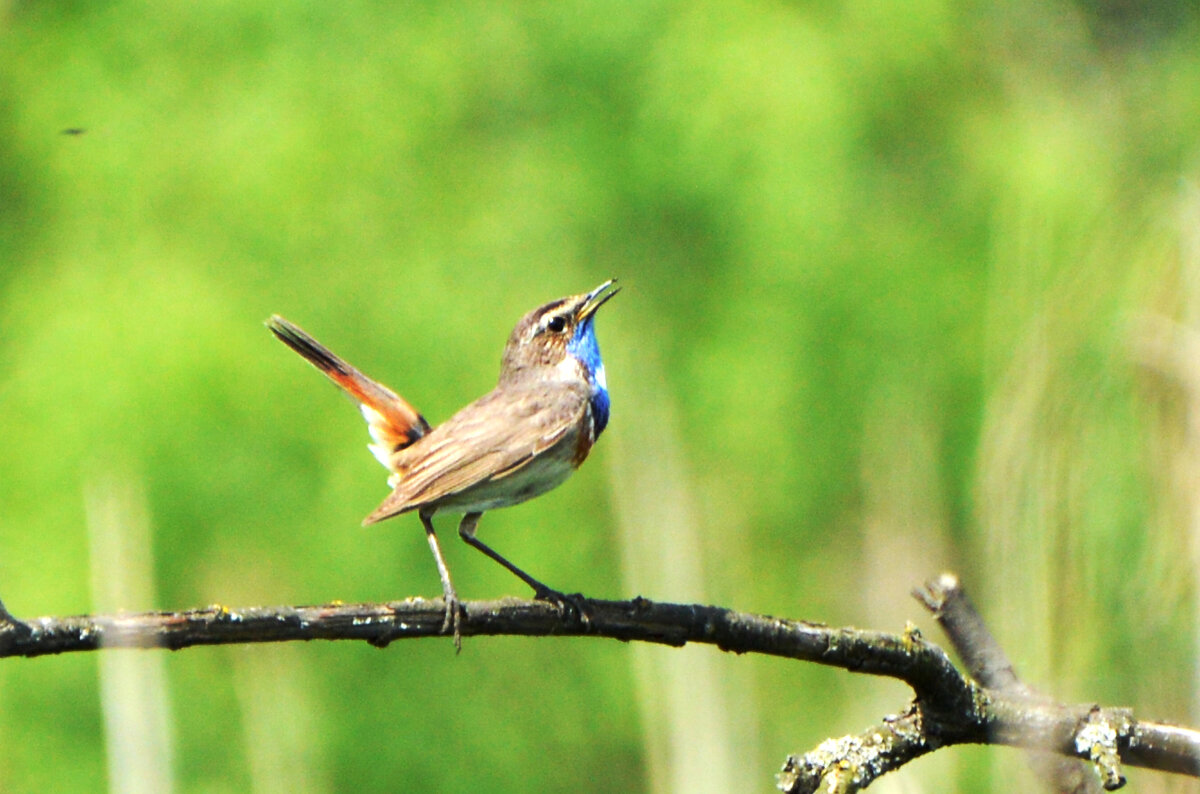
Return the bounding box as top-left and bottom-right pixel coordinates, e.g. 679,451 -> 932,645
266,315 -> 350,376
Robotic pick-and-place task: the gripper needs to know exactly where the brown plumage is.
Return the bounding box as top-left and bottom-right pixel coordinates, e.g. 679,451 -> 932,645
362,380 -> 592,523
267,280 -> 618,649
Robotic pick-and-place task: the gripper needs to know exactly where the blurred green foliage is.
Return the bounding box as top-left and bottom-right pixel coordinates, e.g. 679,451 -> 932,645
2,1 -> 1200,791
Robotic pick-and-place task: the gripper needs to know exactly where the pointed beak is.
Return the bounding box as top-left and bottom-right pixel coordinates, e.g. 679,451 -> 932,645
577,279 -> 620,321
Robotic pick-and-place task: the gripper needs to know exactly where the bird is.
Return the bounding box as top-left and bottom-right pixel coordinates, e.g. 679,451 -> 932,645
266,280 -> 618,647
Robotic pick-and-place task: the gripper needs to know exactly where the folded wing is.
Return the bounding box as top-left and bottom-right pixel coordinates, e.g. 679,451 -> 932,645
362,383 -> 588,524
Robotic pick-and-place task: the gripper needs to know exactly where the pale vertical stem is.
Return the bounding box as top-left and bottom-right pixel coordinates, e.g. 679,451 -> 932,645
605,341 -> 755,794
859,384 -> 957,794
85,470 -> 176,794
978,197 -> 1059,792
230,645 -> 332,794
1178,187 -> 1200,729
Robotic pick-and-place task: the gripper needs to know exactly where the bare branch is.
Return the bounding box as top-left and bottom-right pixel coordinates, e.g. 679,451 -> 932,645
914,572 -> 1030,695
0,595 -> 966,696
916,572 -> 1102,793
778,575 -> 1200,793
3,582 -> 1198,791
777,706 -> 932,793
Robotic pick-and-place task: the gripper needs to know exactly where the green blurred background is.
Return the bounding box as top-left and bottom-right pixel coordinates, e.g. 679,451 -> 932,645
3,1 -> 1200,791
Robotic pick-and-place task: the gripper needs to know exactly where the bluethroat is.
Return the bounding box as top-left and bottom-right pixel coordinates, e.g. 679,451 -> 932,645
267,280 -> 618,646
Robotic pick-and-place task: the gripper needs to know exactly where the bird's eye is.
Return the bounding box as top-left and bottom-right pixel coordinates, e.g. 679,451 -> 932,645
546,316 -> 567,334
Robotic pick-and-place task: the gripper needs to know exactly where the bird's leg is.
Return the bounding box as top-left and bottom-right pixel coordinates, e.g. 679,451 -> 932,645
457,512 -> 551,593
457,513 -> 590,626
419,510 -> 462,650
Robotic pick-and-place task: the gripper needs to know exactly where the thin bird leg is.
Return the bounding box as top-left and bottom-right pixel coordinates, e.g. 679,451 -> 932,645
458,515 -> 590,628
419,509 -> 462,649
456,512 -> 557,596
456,513 -> 588,630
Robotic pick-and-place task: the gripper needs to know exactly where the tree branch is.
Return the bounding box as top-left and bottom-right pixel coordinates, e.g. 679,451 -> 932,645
779,575 -> 1200,792
916,572 -> 1100,793
3,580 -> 1197,791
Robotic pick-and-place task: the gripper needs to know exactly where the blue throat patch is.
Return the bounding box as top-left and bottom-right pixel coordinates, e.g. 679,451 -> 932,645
567,317 -> 610,435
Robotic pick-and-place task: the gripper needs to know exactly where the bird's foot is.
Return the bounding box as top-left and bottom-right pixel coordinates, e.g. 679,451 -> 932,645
441,595 -> 464,653
532,585 -> 592,629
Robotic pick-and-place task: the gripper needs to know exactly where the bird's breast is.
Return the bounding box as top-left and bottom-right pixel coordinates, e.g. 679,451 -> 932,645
554,354 -> 610,438
571,411 -> 596,467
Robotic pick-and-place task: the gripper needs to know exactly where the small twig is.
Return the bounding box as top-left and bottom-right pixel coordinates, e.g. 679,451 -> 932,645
777,706 -> 932,793
916,573 -> 1106,793
913,572 -> 1031,695
778,575 -> 1200,793
0,597 -> 33,655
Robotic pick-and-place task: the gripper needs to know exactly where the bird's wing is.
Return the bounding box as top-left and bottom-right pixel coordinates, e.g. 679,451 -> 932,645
362,383 -> 589,524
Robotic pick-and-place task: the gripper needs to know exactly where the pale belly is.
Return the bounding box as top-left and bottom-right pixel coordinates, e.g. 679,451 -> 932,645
430,449 -> 578,514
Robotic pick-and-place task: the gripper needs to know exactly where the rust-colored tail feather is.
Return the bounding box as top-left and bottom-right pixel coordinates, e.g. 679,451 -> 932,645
267,316 -> 431,467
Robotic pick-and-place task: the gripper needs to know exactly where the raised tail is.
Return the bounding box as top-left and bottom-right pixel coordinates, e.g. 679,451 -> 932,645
267,315 -> 431,473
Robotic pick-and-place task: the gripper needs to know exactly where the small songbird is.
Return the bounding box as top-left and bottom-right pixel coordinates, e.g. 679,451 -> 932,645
267,280 -> 618,645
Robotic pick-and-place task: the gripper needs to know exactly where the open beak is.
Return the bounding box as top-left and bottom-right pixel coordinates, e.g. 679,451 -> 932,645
577,279 -> 620,320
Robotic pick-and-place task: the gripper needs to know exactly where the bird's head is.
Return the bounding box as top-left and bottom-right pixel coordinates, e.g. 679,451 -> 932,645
500,279 -> 619,392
